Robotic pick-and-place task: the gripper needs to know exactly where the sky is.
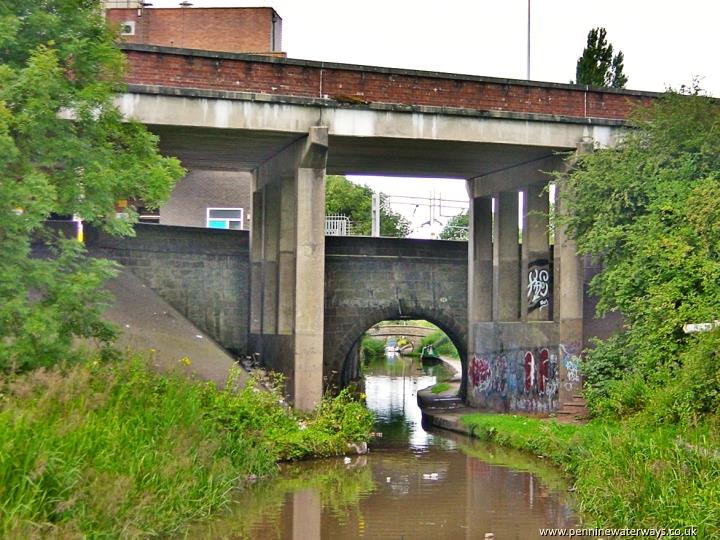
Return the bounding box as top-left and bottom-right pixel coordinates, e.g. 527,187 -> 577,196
148,0 -> 720,237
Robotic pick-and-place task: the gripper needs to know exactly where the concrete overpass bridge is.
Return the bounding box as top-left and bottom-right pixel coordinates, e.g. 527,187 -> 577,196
114,44 -> 652,410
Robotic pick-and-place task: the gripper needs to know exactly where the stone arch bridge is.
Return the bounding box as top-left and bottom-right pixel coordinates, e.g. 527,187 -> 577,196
87,225 -> 468,393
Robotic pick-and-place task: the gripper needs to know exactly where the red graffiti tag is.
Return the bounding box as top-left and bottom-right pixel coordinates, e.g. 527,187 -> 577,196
469,355 -> 491,389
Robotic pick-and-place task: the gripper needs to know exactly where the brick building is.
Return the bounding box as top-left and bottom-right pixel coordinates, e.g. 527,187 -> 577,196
105,2 -> 277,230
105,3 -> 283,56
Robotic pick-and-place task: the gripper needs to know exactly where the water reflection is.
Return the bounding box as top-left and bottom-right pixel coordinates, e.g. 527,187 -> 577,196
188,354 -> 578,539
364,354 -> 454,450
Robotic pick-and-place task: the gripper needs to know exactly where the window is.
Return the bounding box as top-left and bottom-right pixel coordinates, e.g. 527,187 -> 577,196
207,208 -> 244,230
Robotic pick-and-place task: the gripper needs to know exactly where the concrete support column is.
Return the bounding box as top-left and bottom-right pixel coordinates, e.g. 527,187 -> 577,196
249,127 -> 329,411
493,191 -> 520,321
521,183 -> 551,321
556,142 -> 590,403
261,182 -> 281,335
250,181 -> 264,337
292,132 -> 328,411
278,173 -> 297,335
468,195 -> 493,324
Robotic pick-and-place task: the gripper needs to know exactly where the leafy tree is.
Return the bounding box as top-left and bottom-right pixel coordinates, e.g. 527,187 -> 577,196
0,1 -> 184,370
576,27 -> 628,88
557,83 -> 720,417
439,212 -> 468,240
325,175 -> 410,237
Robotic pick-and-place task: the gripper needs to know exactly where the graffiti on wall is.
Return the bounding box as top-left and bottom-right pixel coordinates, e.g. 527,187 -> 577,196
527,259 -> 550,313
469,355 -> 492,392
469,347 -> 559,413
560,343 -> 581,391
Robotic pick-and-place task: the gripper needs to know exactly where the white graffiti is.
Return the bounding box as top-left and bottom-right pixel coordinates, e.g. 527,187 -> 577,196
565,358 -> 580,383
560,344 -> 581,388
527,268 -> 550,311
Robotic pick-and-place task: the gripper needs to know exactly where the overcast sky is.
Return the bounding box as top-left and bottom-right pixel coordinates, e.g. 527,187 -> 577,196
149,0 -> 719,236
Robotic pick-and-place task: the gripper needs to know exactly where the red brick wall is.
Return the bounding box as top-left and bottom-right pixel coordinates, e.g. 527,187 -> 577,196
107,8 -> 280,55
124,48 -> 654,120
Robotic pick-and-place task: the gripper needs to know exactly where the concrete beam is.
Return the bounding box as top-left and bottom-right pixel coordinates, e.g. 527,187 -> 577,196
469,155 -> 565,198
116,92 -> 622,178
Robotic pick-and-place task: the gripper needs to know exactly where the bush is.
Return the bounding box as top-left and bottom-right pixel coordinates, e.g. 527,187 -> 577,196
360,335 -> 385,362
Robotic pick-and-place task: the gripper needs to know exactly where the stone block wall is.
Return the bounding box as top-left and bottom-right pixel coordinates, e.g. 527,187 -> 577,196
86,224 -> 250,355
324,236 -> 468,386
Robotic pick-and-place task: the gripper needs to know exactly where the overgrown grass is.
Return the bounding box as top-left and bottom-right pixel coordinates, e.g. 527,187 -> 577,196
420,330 -> 459,358
430,382 -> 451,394
0,355 -> 373,538
461,414 -> 720,537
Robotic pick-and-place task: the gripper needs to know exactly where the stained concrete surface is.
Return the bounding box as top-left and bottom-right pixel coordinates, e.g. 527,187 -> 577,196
102,269 -> 247,387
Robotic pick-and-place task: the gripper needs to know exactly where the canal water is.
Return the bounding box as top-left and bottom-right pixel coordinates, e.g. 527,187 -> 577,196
191,354 -> 578,539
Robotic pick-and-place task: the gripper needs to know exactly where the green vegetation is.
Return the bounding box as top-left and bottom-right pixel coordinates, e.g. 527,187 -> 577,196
430,382 -> 451,394
0,355 -> 373,538
558,87 -> 720,417
325,175 -> 410,237
459,88 -> 720,537
360,335 -> 385,363
575,27 -> 627,88
420,330 -> 459,359
0,0 -> 183,371
439,212 -> 469,240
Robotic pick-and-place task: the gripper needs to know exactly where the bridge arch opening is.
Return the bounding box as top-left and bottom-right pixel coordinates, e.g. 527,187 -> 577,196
336,315 -> 467,400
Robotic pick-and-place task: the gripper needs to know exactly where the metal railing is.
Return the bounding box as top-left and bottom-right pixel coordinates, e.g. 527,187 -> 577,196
325,214 -> 357,236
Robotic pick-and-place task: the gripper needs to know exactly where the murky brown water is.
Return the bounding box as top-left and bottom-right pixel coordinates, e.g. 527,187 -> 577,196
189,355 -> 578,539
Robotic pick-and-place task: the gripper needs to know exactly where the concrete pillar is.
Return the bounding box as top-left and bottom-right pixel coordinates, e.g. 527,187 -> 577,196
468,195 -> 493,324
278,173 -> 297,335
249,181 -> 264,337
521,183 -> 551,321
556,142 -> 590,402
261,182 -> 281,335
249,127 -> 329,411
293,136 -> 328,411
493,191 -> 520,321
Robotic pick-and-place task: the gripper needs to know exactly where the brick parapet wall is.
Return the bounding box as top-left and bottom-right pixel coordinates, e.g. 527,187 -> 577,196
122,44 -> 657,121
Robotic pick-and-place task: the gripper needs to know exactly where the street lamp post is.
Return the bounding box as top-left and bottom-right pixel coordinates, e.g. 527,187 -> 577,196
527,0 -> 531,80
